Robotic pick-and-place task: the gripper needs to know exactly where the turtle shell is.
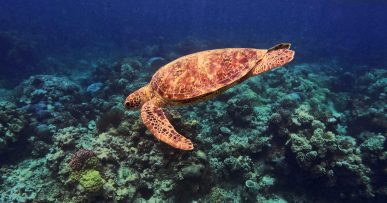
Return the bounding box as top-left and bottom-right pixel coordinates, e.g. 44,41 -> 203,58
150,48 -> 266,101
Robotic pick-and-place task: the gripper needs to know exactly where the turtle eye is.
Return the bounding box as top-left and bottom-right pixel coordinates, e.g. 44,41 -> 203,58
125,101 -> 131,108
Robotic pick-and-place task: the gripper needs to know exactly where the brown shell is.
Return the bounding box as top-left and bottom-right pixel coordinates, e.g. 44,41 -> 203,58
151,48 -> 266,101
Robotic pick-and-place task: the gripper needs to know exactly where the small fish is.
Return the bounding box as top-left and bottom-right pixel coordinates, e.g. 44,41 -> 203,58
146,57 -> 166,69
86,82 -> 103,93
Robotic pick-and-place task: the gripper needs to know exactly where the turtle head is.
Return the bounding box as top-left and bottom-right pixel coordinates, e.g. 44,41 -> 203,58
124,85 -> 151,109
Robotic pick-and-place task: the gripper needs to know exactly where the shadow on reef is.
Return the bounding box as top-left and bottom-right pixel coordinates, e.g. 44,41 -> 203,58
0,38 -> 386,202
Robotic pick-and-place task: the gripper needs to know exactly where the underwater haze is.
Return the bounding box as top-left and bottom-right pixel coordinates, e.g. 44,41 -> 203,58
0,0 -> 386,202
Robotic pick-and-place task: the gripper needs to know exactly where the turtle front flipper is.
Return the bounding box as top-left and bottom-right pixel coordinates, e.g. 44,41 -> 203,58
141,99 -> 194,150
251,43 -> 295,75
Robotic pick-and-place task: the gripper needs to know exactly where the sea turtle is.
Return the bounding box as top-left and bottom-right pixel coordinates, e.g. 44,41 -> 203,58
124,43 -> 295,150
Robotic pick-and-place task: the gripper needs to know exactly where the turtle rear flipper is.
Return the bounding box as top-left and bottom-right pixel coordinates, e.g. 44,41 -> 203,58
141,99 -> 194,150
268,43 -> 291,52
251,43 -> 295,75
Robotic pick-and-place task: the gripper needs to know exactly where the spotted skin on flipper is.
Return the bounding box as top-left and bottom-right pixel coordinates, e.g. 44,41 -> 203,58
141,99 -> 194,150
251,43 -> 294,75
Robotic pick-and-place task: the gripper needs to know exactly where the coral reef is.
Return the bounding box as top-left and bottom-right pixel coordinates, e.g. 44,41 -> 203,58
69,149 -> 98,170
0,158 -> 62,202
0,101 -> 27,154
16,75 -> 81,122
0,40 -> 385,202
78,169 -> 104,192
67,149 -> 105,194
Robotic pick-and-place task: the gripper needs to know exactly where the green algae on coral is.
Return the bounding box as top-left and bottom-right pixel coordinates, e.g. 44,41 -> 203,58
360,135 -> 385,153
79,169 -> 104,192
117,166 -> 138,184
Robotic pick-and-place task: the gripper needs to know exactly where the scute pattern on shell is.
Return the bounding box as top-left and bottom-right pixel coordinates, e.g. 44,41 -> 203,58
151,48 -> 265,100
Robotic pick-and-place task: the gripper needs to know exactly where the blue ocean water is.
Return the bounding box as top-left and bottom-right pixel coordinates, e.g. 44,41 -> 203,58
1,0 -> 386,64
0,0 -> 386,202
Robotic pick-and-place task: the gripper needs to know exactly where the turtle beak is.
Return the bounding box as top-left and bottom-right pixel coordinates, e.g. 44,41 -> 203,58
124,85 -> 151,109
124,94 -> 141,109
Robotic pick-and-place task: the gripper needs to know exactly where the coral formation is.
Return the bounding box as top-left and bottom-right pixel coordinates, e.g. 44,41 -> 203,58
79,169 -> 104,192
67,149 -> 105,195
0,101 -> 27,154
69,149 -> 98,170
0,39 -> 385,202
